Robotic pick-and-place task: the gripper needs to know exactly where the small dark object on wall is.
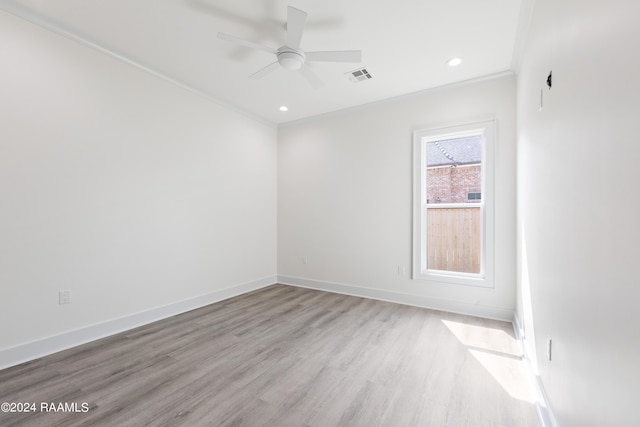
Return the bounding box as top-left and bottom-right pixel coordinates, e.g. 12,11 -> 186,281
547,71 -> 552,89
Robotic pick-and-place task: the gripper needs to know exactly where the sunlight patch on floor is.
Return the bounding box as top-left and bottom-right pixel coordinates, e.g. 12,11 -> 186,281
468,348 -> 534,403
442,319 -> 535,404
442,319 -> 520,356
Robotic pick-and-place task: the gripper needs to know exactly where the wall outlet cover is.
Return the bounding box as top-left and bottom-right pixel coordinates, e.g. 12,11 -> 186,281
59,290 -> 71,305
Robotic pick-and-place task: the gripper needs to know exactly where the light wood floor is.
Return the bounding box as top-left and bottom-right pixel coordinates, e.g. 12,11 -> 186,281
0,285 -> 539,427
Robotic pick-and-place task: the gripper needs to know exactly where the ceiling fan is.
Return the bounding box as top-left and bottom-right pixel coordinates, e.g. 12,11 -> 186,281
217,6 -> 362,89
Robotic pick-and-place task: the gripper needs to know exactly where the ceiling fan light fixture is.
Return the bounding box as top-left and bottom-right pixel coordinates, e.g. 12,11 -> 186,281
277,50 -> 305,71
447,57 -> 463,67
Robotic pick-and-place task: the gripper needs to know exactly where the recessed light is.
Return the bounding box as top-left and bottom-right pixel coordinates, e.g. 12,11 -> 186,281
447,57 -> 463,67
279,106 -> 289,112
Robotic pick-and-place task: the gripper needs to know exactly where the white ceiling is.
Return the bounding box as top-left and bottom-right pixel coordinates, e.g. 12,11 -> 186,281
1,0 -> 525,124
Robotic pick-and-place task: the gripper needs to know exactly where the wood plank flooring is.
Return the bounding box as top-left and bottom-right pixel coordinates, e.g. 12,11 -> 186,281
0,285 -> 539,427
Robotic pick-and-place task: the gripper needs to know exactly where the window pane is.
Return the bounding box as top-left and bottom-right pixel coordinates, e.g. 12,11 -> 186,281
426,206 -> 481,274
425,136 -> 482,204
425,135 -> 482,274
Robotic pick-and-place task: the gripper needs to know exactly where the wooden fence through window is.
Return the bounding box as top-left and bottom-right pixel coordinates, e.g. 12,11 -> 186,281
426,207 -> 481,274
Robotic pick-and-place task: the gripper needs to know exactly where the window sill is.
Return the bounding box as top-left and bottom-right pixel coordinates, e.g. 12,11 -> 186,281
413,270 -> 494,288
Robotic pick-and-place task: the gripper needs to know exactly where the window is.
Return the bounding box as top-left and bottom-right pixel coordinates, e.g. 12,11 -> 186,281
412,120 -> 495,287
467,192 -> 481,202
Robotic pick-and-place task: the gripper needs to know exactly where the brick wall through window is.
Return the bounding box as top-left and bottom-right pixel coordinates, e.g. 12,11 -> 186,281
426,164 -> 481,204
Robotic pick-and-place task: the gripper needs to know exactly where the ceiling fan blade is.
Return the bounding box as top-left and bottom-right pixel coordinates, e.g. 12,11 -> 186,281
286,6 -> 307,50
217,32 -> 277,55
305,50 -> 362,63
299,65 -> 324,89
249,61 -> 280,80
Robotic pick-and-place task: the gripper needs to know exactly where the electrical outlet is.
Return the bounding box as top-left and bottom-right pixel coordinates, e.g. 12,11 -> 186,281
59,289 -> 71,305
302,256 -> 308,265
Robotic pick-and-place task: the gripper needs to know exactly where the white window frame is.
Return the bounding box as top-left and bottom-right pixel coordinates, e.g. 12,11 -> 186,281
412,120 -> 495,288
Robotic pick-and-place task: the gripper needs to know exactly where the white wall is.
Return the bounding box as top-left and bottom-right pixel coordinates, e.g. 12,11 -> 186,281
516,0 -> 640,426
0,11 -> 277,356
278,76 -> 517,320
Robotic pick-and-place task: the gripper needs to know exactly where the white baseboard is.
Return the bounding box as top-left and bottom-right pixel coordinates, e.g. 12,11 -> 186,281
534,375 -> 558,427
512,311 -> 525,338
0,276 -> 277,370
278,275 -> 514,322
512,314 -> 559,427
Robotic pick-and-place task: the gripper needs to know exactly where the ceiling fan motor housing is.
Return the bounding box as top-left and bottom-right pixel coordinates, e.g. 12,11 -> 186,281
277,48 -> 305,71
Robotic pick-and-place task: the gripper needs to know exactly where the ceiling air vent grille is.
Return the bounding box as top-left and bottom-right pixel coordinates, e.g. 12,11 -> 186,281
347,67 -> 372,83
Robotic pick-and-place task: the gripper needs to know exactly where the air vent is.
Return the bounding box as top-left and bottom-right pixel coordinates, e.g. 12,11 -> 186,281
347,67 -> 372,83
